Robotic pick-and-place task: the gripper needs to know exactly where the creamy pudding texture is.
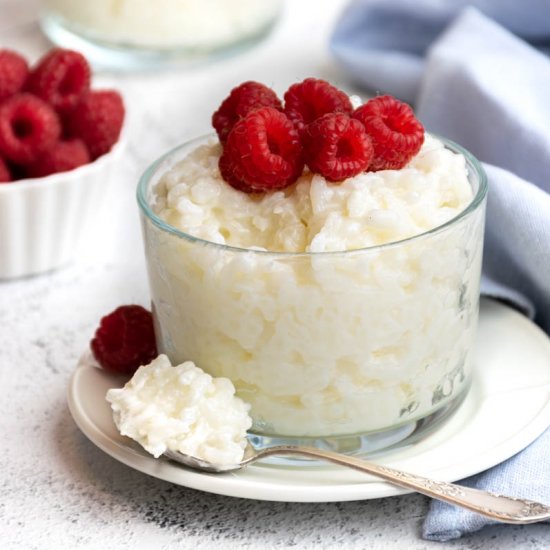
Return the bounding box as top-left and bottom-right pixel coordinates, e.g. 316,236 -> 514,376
143,135 -> 485,437
45,0 -> 282,49
106,355 -> 252,463
153,135 -> 472,252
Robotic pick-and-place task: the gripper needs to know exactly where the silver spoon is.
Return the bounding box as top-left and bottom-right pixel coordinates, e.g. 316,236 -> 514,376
164,442 -> 550,524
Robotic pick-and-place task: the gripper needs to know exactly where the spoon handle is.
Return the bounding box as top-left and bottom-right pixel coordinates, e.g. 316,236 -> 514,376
252,446 -> 550,524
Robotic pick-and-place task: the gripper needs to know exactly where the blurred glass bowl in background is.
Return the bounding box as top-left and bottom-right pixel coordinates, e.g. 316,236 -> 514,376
40,0 -> 284,71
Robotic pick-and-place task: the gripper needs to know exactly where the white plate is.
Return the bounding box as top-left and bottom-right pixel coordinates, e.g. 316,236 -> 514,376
68,298 -> 550,503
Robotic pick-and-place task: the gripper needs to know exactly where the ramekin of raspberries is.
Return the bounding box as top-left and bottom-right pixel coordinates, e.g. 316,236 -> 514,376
212,78 -> 424,192
0,48 -> 125,279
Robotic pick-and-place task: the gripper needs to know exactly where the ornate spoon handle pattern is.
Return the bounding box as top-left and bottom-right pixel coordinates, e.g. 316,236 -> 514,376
245,446 -> 550,524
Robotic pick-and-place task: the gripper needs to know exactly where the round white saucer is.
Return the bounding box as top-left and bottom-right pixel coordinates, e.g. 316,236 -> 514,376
68,298 -> 550,503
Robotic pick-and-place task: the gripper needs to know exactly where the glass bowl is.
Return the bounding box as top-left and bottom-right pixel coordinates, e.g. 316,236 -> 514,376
137,135 -> 487,459
40,0 -> 283,71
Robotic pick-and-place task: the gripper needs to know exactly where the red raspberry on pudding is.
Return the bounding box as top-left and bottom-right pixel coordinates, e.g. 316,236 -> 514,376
352,95 -> 424,171
0,93 -> 61,164
91,305 -> 158,376
283,78 -> 353,132
219,106 -> 304,193
303,113 -> 374,182
212,81 -> 283,143
0,49 -> 29,103
66,90 -> 124,160
218,152 -> 256,194
27,48 -> 91,114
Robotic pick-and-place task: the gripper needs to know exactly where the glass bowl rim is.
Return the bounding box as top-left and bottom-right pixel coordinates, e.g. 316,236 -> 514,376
136,134 -> 488,258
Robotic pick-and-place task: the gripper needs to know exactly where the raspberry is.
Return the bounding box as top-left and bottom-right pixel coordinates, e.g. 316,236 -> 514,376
27,48 -> 90,114
0,93 -> 61,164
219,107 -> 304,193
352,95 -> 424,171
26,139 -> 90,178
0,49 -> 29,102
212,81 -> 283,143
218,151 -> 256,193
303,113 -> 373,182
0,155 -> 12,183
283,78 -> 352,132
91,305 -> 158,376
66,90 -> 124,159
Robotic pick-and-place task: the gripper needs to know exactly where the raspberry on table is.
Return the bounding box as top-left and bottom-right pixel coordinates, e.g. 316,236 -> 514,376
283,78 -> 353,132
219,106 -> 304,193
0,155 -> 12,183
212,81 -> 283,143
0,93 -> 61,164
91,305 -> 158,376
27,48 -> 90,114
66,90 -> 124,159
26,139 -> 90,178
303,113 -> 373,182
0,49 -> 29,103
352,95 -> 424,171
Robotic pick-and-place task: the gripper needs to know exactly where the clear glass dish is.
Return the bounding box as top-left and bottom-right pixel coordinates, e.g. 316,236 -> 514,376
40,0 -> 283,71
137,135 -> 487,458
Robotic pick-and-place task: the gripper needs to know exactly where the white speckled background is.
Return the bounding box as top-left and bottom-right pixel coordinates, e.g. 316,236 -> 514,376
2,1 -> 550,548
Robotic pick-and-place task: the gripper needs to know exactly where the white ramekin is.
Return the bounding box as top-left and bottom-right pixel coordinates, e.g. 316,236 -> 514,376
0,139 -> 124,279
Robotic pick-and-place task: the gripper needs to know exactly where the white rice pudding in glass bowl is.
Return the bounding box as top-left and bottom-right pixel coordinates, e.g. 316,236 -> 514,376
139,134 -> 486,442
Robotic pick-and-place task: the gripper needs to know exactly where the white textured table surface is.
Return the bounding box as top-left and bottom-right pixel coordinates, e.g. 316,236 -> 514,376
2,1 -> 550,548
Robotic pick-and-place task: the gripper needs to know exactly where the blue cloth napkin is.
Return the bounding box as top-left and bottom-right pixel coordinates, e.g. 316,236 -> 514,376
331,2 -> 550,541
331,0 -> 550,104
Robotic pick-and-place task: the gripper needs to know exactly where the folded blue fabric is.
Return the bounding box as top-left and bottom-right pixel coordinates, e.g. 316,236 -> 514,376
424,427 -> 550,541
331,2 -> 550,541
331,0 -> 550,104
